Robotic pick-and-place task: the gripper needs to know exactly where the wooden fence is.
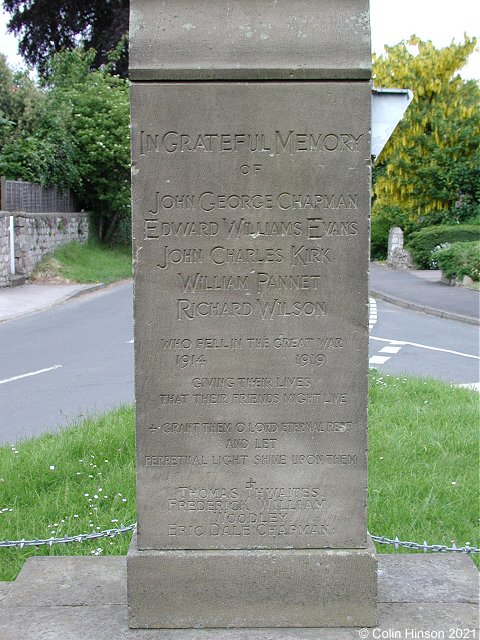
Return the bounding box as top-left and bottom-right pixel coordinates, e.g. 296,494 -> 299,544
0,177 -> 77,213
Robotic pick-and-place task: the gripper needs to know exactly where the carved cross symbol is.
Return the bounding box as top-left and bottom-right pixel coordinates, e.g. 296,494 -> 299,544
245,477 -> 256,488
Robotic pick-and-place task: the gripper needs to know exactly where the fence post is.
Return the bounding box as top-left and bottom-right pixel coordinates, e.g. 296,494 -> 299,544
0,177 -> 6,210
9,215 -> 15,275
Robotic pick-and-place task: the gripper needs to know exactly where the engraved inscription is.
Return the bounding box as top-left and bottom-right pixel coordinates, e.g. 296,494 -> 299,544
145,217 -> 360,241
132,83 -> 370,549
176,299 -> 327,320
145,191 -> 358,215
149,420 -> 353,435
139,130 -> 366,156
163,482 -> 335,540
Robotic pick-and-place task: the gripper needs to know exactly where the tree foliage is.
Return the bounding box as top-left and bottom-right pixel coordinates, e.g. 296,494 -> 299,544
2,0 -> 129,77
0,49 -> 130,243
0,53 -> 43,147
373,36 -> 480,224
0,51 -> 78,186
43,49 -> 131,242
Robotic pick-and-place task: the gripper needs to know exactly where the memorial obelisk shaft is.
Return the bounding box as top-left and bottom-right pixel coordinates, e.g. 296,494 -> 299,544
127,0 -> 377,628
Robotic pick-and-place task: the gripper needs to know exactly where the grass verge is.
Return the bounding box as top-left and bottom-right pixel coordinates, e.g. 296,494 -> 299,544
0,406 -> 135,581
368,372 -> 479,564
30,241 -> 132,285
0,373 -> 478,581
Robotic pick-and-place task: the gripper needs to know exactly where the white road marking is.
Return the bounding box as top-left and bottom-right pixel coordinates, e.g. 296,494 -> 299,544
368,304 -> 404,365
370,336 -> 480,360
368,297 -> 378,332
0,365 -> 63,385
457,382 -> 480,391
379,346 -> 402,354
369,355 -> 391,365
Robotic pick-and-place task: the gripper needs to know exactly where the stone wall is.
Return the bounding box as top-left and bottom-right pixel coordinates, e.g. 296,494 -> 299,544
0,211 -> 88,286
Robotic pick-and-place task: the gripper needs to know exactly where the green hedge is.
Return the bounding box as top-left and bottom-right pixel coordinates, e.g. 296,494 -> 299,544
370,214 -> 392,260
432,241 -> 480,281
406,224 -> 480,269
370,203 -> 414,260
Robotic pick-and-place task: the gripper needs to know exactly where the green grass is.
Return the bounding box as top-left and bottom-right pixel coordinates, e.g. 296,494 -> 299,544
0,406 -> 135,581
0,373 -> 478,581
31,241 -> 132,284
369,373 -> 479,563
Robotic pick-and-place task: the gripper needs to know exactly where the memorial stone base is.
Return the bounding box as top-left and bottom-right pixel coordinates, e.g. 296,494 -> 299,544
1,554 -> 478,639
127,534 -> 377,628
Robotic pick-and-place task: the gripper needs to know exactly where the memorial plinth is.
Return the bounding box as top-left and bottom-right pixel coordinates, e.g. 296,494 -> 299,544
128,0 -> 377,628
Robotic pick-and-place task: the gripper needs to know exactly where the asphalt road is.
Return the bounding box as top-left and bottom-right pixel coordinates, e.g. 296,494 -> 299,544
0,284 -> 478,444
0,283 -> 134,444
369,298 -> 479,386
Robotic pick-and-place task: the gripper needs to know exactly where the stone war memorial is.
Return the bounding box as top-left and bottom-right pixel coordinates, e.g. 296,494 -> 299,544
127,0 -> 377,629
0,2 -> 479,638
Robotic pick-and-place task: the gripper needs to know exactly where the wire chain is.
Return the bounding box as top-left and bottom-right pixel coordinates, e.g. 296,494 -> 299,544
368,533 -> 479,554
0,524 -> 478,553
0,523 -> 136,548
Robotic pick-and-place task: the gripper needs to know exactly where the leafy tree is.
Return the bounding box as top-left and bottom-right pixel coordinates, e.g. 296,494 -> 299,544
43,49 -> 131,242
2,0 -> 129,77
373,36 -> 480,225
0,52 -> 43,148
0,49 -> 130,243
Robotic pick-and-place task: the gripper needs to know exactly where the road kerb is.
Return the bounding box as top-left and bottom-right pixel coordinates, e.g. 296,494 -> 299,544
370,290 -> 479,327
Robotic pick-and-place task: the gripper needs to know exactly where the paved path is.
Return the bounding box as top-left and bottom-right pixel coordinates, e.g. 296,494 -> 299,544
0,555 -> 477,639
0,282 -> 105,322
370,262 -> 479,325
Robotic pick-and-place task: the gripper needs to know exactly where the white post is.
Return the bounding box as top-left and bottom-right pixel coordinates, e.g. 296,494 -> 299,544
9,215 -> 15,275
